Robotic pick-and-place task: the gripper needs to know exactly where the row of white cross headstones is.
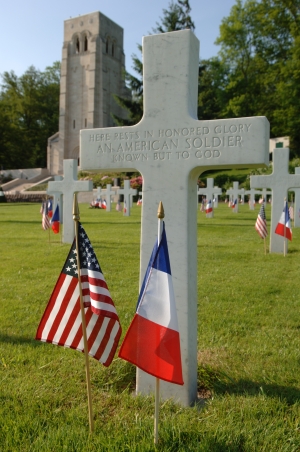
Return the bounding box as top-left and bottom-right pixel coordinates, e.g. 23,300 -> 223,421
46,29 -> 299,406
47,160 -> 141,242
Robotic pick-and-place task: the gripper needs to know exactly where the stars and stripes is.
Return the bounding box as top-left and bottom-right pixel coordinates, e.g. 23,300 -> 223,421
36,223 -> 121,366
255,203 -> 268,239
42,201 -> 50,230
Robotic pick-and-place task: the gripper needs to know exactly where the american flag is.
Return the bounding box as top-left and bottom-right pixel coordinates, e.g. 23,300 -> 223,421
36,223 -> 121,366
255,203 -> 268,239
42,201 -> 50,230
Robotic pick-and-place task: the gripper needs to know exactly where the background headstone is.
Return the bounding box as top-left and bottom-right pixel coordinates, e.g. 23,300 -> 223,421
226,182 -> 245,213
245,188 -> 261,210
48,159 -> 93,243
251,148 -> 300,253
117,180 -> 137,217
47,175 -> 63,223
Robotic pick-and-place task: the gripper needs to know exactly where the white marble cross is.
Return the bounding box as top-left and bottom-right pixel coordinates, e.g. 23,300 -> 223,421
198,178 -> 221,208
96,186 -> 102,200
261,188 -> 272,203
48,159 -> 93,243
245,188 -> 262,210
104,184 -> 114,212
47,175 -> 63,223
251,148 -> 300,253
117,180 -> 137,216
213,186 -> 222,207
80,30 -> 269,406
226,182 -> 245,213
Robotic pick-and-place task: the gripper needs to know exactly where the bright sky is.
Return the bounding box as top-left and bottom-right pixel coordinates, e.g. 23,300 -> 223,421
0,0 -> 237,77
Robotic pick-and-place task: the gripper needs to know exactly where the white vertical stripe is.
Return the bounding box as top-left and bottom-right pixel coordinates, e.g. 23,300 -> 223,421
52,286 -> 79,343
86,313 -> 99,340
65,310 -> 83,348
99,321 -> 120,364
41,275 -> 74,338
89,317 -> 110,356
138,268 -> 178,331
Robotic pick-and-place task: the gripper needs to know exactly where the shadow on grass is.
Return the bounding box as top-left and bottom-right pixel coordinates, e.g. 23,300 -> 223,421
198,365 -> 300,405
0,334 -> 43,347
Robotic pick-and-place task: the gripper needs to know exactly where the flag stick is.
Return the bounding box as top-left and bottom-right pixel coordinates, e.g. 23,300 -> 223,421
73,193 -> 94,433
154,201 -> 165,445
264,237 -> 267,255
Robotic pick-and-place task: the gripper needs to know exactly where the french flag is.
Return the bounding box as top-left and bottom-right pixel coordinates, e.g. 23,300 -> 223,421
51,204 -> 60,234
47,199 -> 53,218
275,201 -> 292,241
118,223 -> 183,385
101,199 -> 107,209
205,200 -> 213,217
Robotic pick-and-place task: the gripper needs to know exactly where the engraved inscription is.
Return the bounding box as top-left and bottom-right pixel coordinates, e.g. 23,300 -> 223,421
87,123 -> 253,165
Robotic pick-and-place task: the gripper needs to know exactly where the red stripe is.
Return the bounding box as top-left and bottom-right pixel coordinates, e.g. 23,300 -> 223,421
90,306 -> 119,320
119,314 -> 183,385
36,274 -> 68,339
87,316 -> 105,352
52,221 -> 60,234
275,223 -> 292,241
93,318 -> 115,361
57,298 -> 81,345
102,322 -> 122,367
70,308 -> 94,349
46,278 -> 78,342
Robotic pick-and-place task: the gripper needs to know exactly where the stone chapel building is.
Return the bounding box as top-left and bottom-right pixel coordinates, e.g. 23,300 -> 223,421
47,11 -> 129,175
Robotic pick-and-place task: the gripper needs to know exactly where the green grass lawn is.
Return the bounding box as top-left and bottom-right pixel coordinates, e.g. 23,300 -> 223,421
1,202 -> 300,451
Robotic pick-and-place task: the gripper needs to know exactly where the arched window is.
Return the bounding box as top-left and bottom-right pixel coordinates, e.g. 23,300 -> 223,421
106,38 -> 109,54
76,37 -> 80,54
84,35 -> 88,51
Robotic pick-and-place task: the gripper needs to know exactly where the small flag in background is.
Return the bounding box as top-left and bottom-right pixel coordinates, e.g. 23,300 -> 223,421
47,199 -> 53,218
255,203 -> 268,239
289,205 -> 294,220
119,222 -> 183,385
137,198 -> 142,206
205,200 -> 213,214
123,201 -> 127,214
275,201 -> 292,241
101,199 -> 107,209
36,223 -> 121,366
116,201 -> 121,212
51,204 -> 60,234
232,199 -> 237,210
42,202 -> 50,230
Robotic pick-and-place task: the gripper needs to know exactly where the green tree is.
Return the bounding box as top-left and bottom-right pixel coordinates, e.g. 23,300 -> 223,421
198,57 -> 229,120
113,0 -> 195,126
153,0 -> 195,33
215,0 -> 300,156
0,62 -> 60,169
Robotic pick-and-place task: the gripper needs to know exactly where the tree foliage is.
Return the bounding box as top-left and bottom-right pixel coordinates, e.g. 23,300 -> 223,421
0,62 -> 60,169
214,0 -> 300,156
113,0 -> 195,127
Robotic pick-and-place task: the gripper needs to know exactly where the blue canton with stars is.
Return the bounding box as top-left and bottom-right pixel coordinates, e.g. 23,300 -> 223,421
61,223 -> 102,277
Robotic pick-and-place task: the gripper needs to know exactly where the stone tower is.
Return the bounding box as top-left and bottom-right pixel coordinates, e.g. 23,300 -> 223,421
47,11 -> 129,175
